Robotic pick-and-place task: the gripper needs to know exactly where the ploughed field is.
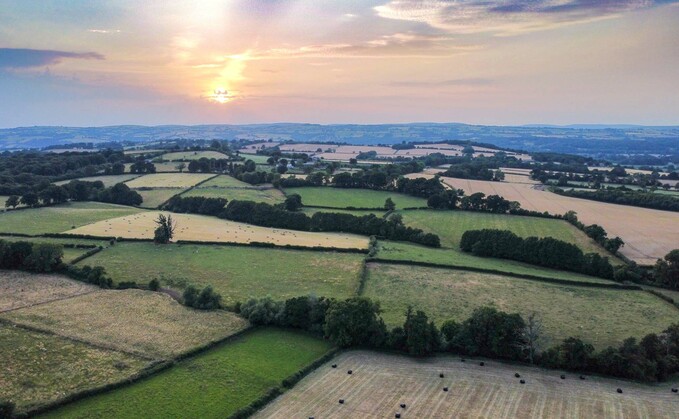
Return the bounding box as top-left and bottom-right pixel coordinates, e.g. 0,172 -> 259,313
254,351 -> 679,418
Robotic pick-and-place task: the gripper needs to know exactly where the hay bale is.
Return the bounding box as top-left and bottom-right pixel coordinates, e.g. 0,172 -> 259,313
672,388 -> 678,393
339,399 -> 345,404
460,358 -> 466,362
514,373 -> 521,378
443,387 -> 449,392
579,375 -> 586,380
560,374 -> 566,379
400,403 -> 406,409
479,362 -> 484,366
347,370 -> 353,375
439,373 -> 444,378
395,414 -> 401,419
520,379 -> 526,384
331,364 -> 337,368
617,388 -> 623,394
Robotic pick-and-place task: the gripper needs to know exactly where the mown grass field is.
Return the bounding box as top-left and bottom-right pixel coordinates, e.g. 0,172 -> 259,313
0,270 -> 98,312
0,324 -> 148,412
1,289 -> 248,359
363,263 -> 679,348
399,210 -> 617,260
255,350 -> 679,419
284,187 -> 427,209
0,202 -> 145,235
124,173 -> 215,189
135,188 -> 185,208
194,174 -> 252,188
54,174 -> 140,187
239,153 -> 272,164
375,241 -> 614,284
79,242 -> 364,305
160,151 -> 228,161
40,328 -> 333,419
182,185 -> 285,204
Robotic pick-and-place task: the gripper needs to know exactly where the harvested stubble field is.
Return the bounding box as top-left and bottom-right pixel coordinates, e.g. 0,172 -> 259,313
0,202 -> 145,235
160,150 -> 228,161
254,350 -> 679,418
0,270 -> 98,313
284,187 -> 427,209
67,211 -> 369,249
374,241 -> 614,284
1,289 -> 248,359
441,176 -> 679,265
399,210 -> 618,262
135,188 -> 185,208
54,174 -> 140,187
41,328 -> 333,419
0,324 -> 149,412
182,185 -> 285,204
123,173 -> 216,189
363,264 -> 679,348
78,242 -> 365,305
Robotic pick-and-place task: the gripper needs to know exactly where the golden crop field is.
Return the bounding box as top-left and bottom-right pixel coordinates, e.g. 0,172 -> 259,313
67,211 -> 369,249
254,351 -> 679,418
54,174 -> 141,187
0,270 -> 98,313
124,173 -> 216,189
1,289 -> 248,359
441,177 -> 679,265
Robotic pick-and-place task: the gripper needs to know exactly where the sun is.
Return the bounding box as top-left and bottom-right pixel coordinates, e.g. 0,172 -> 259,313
207,87 -> 231,104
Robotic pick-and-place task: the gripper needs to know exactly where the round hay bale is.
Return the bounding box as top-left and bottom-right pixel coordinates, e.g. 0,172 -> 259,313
460,358 -> 466,362
339,399 -> 345,404
515,373 -> 521,378
579,375 -> 586,380
331,364 -> 337,368
400,403 -> 406,409
443,387 -> 449,392
439,373 -> 444,378
672,388 -> 678,393
395,414 -> 401,419
520,379 -> 526,384
560,374 -> 566,379
617,388 -> 623,394
479,362 -> 484,366
347,370 -> 353,375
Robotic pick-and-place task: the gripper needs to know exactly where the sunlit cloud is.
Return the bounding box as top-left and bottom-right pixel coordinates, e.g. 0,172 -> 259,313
0,48 -> 104,69
87,29 -> 121,34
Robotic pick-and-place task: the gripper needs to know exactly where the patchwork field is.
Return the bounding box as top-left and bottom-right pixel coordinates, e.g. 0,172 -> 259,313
193,174 -> 252,188
375,241 -> 615,284
41,328 -> 333,419
67,211 -> 369,249
78,242 -> 364,305
254,351 -> 679,418
135,188 -> 185,208
124,173 -> 216,189
363,264 -> 679,348
0,324 -> 149,412
1,289 -> 248,359
0,270 -> 98,313
284,187 -> 427,209
0,202 -> 145,235
125,162 -> 182,172
160,150 -> 228,161
442,177 -> 679,264
399,210 -> 617,261
182,184 -> 285,204
54,174 -> 140,187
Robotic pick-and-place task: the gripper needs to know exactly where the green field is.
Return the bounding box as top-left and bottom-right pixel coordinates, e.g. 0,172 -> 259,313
0,202 -> 145,235
40,328 -> 333,419
0,324 -> 148,412
284,187 -> 427,209
363,263 -> 679,349
160,151 -> 229,161
54,174 -> 140,187
375,241 -> 614,284
240,153 -> 272,164
400,210 -> 618,261
181,186 -> 285,204
79,242 -> 364,305
135,188 -> 185,208
196,175 -> 252,188
301,208 -> 386,217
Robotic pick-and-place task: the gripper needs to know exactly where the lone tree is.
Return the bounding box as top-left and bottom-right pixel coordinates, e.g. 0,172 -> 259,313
153,214 -> 176,244
284,194 -> 303,211
4,195 -> 19,209
518,312 -> 545,364
384,197 -> 396,211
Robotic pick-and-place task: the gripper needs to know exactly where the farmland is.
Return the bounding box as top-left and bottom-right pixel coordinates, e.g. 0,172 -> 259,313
77,242 -> 365,305
0,202 -> 145,235
362,263 -> 679,348
68,211 -> 369,249
124,173 -> 216,189
255,351 -> 679,418
0,324 -> 149,412
41,328 -> 333,419
284,187 -> 427,209
54,174 -> 140,187
135,188 -> 184,208
1,288 -> 248,359
442,176 -> 679,265
0,270 -> 98,312
182,182 -> 285,204
159,150 -> 228,161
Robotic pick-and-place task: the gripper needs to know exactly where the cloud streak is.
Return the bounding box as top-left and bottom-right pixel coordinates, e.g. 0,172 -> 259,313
388,77 -> 493,87
0,48 -> 104,69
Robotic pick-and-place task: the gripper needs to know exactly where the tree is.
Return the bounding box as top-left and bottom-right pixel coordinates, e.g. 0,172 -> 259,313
24,243 -> 63,273
384,197 -> 396,211
654,249 -> 679,289
176,162 -> 186,173
5,195 -> 19,209
324,297 -> 387,348
111,162 -> 125,175
0,399 -> 15,419
153,214 -> 176,244
284,194 -> 303,211
403,306 -> 440,356
20,192 -> 39,208
518,312 -> 545,364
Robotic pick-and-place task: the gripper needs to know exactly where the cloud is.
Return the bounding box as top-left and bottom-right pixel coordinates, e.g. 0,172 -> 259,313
0,48 -> 104,69
87,29 -> 121,34
389,77 -> 493,87
374,0 -> 677,35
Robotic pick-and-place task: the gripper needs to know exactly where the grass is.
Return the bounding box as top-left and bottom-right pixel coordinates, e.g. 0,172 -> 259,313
135,188 -> 185,208
0,324 -> 148,412
40,328 -> 333,419
0,270 -> 98,313
53,174 -> 140,187
160,151 -> 228,161
182,185 -> 285,204
301,207 -> 386,217
0,202 -> 145,235
363,263 -> 679,348
0,235 -> 107,263
193,174 -> 252,188
240,153 -> 272,164
124,173 -> 215,189
78,242 -> 365,305
255,350 -> 679,418
284,187 -> 427,209
375,241 -> 615,284
1,289 -> 248,359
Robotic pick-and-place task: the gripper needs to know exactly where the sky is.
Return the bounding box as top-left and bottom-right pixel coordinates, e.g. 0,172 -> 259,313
1,0 -> 678,128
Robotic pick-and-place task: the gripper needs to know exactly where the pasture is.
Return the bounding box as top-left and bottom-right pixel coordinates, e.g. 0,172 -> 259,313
1,289 -> 248,359
41,328 -> 333,419
441,176 -> 679,265
124,173 -> 215,189
78,242 -> 364,305
126,162 -> 182,172
240,153 -> 272,164
160,150 -> 228,161
0,202 -> 144,235
254,351 -> 679,418
194,174 -> 252,188
0,270 -> 98,313
135,188 -> 185,208
374,241 -> 615,284
284,187 -> 427,209
53,174 -> 140,187
363,263 -> 679,348
68,211 -> 369,249
182,185 -> 285,204
0,324 -> 148,412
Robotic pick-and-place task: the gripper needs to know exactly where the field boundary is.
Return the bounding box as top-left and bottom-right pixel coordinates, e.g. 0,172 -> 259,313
366,258 -> 641,290
69,246 -> 103,264
0,289 -> 100,314
174,240 -> 369,254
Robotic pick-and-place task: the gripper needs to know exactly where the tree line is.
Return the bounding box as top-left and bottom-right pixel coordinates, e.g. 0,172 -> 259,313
4,180 -> 143,209
556,188 -> 679,212
0,240 -> 64,273
460,229 -> 615,279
